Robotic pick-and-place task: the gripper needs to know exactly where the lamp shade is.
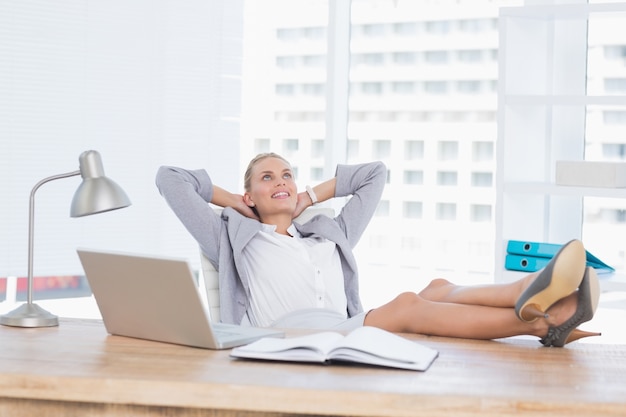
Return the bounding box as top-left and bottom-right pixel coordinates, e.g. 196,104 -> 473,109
70,150 -> 131,217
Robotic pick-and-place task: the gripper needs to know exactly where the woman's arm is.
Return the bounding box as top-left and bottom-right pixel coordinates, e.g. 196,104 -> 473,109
294,161 -> 386,247
293,178 -> 337,219
155,166 -> 226,264
334,161 -> 387,247
211,185 -> 259,220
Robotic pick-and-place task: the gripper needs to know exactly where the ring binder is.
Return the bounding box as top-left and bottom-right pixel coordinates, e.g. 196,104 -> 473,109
505,240 -> 614,273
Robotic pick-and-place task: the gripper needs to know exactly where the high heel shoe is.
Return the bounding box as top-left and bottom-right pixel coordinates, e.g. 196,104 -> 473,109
515,239 -> 586,322
540,267 -> 601,347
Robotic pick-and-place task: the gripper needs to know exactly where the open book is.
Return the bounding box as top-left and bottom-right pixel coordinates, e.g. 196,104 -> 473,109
230,326 -> 438,371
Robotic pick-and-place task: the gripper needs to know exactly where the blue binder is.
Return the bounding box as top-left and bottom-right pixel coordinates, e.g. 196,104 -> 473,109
505,240 -> 614,273
505,254 -> 550,272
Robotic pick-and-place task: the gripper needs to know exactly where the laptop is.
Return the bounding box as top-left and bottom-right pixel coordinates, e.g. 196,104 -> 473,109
76,248 -> 284,349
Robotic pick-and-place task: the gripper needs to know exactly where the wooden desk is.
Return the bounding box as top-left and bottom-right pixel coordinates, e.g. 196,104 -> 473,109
0,318 -> 624,417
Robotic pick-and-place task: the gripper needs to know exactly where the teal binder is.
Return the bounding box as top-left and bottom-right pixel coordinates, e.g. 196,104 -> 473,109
505,254 -> 550,272
505,240 -> 614,273
506,241 -> 561,258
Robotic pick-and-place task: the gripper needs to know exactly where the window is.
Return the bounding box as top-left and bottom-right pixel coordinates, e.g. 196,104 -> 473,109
424,81 -> 448,94
437,171 -> 458,186
403,170 -> 423,185
472,141 -> 493,161
302,83 -> 325,96
424,51 -> 448,64
604,78 -> 626,94
457,80 -> 482,94
373,140 -> 391,159
393,52 -> 417,65
400,235 -> 422,251
436,203 -> 456,220
602,143 -> 626,160
438,141 -> 458,160
363,52 -> 385,66
0,0 -> 245,314
303,55 -> 326,67
471,204 -> 492,222
604,45 -> 626,62
403,201 -> 423,219
405,141 -> 424,160
310,167 -> 324,181
304,27 -> 325,40
255,138 -> 271,153
276,56 -> 297,68
283,138 -> 299,156
242,0 -> 522,307
393,22 -> 417,36
276,84 -> 295,95
360,82 -> 383,95
604,111 -> 626,124
276,28 -> 300,41
311,139 -> 325,158
392,81 -> 415,94
361,23 -> 386,37
471,172 -> 493,187
458,50 -> 483,63
425,21 -> 450,35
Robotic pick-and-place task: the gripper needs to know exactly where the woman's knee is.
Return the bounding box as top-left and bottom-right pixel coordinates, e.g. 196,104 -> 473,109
393,291 -> 426,309
418,278 -> 453,300
427,278 -> 452,289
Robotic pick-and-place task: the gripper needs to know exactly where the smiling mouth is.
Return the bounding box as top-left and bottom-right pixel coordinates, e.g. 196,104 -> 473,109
272,191 -> 290,199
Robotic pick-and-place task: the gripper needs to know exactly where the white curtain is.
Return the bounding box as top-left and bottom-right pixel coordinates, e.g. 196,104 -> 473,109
0,0 -> 243,277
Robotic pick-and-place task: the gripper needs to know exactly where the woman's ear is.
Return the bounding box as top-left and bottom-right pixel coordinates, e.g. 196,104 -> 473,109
243,193 -> 255,207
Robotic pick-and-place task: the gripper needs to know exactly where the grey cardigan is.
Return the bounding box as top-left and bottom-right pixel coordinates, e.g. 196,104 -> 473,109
155,161 -> 386,325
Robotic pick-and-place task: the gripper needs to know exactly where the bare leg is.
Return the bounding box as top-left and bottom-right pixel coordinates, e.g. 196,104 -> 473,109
364,289 -> 576,340
417,273 -> 539,308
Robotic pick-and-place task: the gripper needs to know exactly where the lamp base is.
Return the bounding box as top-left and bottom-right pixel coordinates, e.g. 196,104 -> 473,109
0,302 -> 59,327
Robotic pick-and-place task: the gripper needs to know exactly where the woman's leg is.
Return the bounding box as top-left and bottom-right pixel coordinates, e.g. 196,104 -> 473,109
417,239 -> 587,313
364,289 -> 576,340
416,273 -> 538,308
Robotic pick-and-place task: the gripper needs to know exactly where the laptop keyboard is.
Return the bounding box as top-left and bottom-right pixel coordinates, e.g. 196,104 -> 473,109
212,323 -> 244,338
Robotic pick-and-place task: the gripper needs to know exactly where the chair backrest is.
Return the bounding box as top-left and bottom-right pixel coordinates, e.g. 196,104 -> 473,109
200,206 -> 335,322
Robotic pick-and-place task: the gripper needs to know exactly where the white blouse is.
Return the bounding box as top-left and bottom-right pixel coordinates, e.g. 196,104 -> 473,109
241,223 -> 347,327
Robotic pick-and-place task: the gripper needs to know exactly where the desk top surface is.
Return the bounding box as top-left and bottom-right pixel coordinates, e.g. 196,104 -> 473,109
0,318 -> 625,417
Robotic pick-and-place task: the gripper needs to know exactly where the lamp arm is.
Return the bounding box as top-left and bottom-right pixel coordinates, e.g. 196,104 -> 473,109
26,170 -> 81,304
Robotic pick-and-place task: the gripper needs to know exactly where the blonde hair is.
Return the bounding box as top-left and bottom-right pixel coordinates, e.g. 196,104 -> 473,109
243,152 -> 292,191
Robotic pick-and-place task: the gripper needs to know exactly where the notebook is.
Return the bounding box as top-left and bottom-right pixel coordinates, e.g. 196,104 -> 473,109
76,248 -> 284,349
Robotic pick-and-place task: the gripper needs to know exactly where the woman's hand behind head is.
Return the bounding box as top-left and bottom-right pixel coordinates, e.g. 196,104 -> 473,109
232,194 -> 261,221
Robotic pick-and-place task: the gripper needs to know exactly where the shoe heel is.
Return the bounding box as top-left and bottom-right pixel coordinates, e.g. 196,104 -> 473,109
541,267 -> 602,347
564,328 -> 602,345
519,304 -> 549,322
515,239 -> 586,323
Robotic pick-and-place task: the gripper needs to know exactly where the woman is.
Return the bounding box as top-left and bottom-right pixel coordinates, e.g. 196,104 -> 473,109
156,153 -> 601,347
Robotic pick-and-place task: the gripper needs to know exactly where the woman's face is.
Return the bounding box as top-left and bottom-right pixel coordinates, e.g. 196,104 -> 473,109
244,157 -> 297,217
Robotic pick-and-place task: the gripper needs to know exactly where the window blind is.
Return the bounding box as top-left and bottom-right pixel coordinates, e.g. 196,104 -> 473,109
0,0 -> 243,277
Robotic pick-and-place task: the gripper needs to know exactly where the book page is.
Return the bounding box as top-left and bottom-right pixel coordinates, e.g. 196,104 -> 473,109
328,326 -> 438,371
231,331 -> 344,363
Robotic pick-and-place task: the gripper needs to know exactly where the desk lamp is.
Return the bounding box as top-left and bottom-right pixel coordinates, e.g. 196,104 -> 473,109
0,150 -> 131,328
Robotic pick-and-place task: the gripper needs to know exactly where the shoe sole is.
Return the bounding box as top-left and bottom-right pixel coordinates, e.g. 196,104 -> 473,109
544,267 -> 602,347
585,267 -> 601,319
516,239 -> 587,322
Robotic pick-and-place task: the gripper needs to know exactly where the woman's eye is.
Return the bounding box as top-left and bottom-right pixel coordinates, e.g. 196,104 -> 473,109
283,173 -> 292,179
262,174 -> 271,180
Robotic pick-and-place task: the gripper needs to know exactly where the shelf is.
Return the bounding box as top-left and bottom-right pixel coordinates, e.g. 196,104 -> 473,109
495,1 -> 626,286
503,182 -> 626,198
500,2 -> 626,20
503,95 -> 626,107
